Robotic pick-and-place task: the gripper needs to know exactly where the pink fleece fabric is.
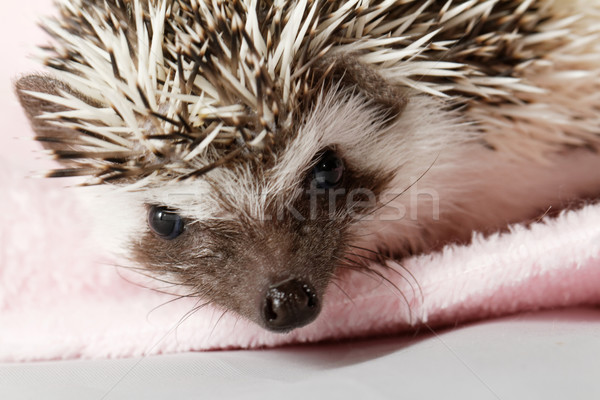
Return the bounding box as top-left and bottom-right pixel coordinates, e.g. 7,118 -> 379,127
2,0 -> 600,362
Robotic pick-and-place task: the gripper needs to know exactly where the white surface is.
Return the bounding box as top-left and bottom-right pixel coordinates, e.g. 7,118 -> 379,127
1,307 -> 599,400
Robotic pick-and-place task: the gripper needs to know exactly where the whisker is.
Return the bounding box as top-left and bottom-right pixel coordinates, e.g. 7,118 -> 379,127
209,310 -> 229,340
344,250 -> 417,300
329,277 -> 355,306
103,261 -> 207,298
382,260 -> 424,305
359,154 -> 439,221
146,294 -> 192,321
345,250 -> 378,262
337,257 -> 414,324
346,246 -> 424,304
232,314 -> 243,331
347,244 -> 382,256
173,300 -> 212,339
111,266 -> 187,297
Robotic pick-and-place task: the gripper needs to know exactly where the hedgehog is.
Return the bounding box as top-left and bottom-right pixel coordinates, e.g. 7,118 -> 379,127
15,0 -> 600,333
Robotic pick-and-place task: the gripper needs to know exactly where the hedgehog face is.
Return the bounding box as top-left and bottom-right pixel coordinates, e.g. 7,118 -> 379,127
121,76 -> 415,332
115,80 -> 464,332
17,56 -> 467,332
17,69 -> 451,333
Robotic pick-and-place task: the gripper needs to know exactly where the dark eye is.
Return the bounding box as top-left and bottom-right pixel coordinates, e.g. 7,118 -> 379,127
148,206 -> 184,240
313,150 -> 345,189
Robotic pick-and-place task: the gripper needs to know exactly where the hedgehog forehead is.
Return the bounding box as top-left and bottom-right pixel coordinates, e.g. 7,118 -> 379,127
141,177 -> 217,217
140,88 -> 388,219
139,164 -> 266,220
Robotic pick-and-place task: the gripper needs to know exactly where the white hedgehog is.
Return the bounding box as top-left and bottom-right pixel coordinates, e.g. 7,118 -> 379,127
16,0 -> 600,332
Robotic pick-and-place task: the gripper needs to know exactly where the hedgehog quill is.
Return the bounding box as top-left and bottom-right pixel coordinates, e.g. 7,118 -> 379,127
16,0 -> 600,333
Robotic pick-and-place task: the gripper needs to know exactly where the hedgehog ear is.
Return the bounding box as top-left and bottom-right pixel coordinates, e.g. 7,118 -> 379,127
15,74 -> 82,155
318,55 -> 408,124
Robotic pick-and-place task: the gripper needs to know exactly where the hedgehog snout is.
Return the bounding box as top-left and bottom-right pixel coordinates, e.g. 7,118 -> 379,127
261,278 -> 321,333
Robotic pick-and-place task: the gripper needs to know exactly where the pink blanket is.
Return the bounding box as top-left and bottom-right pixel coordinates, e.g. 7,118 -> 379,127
2,0 -> 600,362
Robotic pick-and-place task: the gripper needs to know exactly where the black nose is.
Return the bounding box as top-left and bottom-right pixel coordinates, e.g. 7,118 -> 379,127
262,279 -> 321,333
